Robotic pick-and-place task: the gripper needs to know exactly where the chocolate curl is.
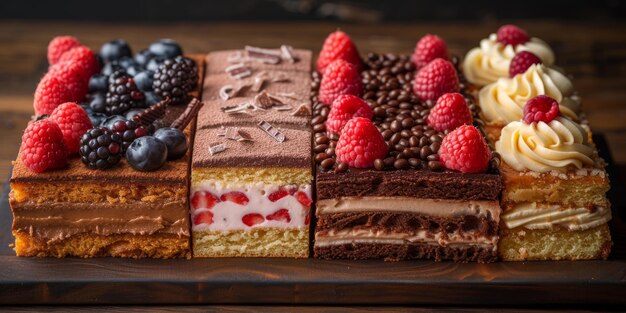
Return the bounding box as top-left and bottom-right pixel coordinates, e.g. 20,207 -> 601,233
170,98 -> 204,131
133,98 -> 170,127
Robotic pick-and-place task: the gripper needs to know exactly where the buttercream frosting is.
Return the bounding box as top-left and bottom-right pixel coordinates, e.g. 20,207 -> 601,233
502,202 -> 611,231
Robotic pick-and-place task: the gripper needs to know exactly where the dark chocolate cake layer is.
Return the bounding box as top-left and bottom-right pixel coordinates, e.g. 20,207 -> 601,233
314,242 -> 497,263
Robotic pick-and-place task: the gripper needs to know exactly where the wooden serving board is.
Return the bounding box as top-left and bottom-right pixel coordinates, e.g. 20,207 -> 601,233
0,136 -> 624,306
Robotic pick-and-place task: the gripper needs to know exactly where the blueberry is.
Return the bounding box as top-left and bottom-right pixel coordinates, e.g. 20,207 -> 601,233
146,57 -> 165,72
88,74 -> 109,93
149,39 -> 183,59
134,70 -> 154,92
102,61 -> 125,76
100,115 -> 127,129
126,136 -> 168,171
118,56 -> 138,69
124,108 -> 144,121
88,112 -> 108,127
145,92 -> 161,106
154,127 -> 188,160
125,65 -> 142,77
100,39 -> 132,63
135,49 -> 155,67
80,102 -> 93,114
89,93 -> 107,113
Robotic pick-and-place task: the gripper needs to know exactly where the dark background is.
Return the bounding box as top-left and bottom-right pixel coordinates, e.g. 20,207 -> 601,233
1,0 -> 626,22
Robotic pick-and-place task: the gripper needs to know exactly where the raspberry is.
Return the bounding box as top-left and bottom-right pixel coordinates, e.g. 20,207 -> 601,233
191,191 -> 219,211
266,209 -> 291,223
193,211 -> 214,226
496,24 -> 530,47
47,36 -> 81,65
242,213 -> 265,227
316,30 -> 362,73
319,59 -> 363,105
439,125 -> 491,173
57,46 -> 101,78
49,102 -> 93,154
48,61 -> 91,101
412,58 -> 459,102
20,119 -> 68,173
335,117 -> 388,169
509,51 -> 542,77
33,74 -> 73,116
427,93 -> 472,132
220,191 -> 249,205
411,34 -> 449,69
295,191 -> 312,208
523,95 -> 560,124
325,94 -> 373,135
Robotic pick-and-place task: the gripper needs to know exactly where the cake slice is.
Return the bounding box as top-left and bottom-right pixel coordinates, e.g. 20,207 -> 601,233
312,32 -> 503,263
190,47 -> 312,258
9,41 -> 204,258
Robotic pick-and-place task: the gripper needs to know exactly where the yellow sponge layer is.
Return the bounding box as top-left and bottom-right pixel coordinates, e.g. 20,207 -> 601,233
193,227 -> 309,258
192,167 -> 311,186
498,224 -> 611,261
10,182 -> 186,205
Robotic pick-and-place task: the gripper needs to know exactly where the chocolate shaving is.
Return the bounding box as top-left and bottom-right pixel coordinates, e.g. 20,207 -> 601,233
275,92 -> 298,100
245,46 -> 281,64
133,98 -> 170,127
170,98 -> 204,130
208,143 -> 226,156
219,83 -> 249,100
221,102 -> 254,114
225,63 -> 252,79
217,126 -> 253,142
271,72 -> 290,82
254,91 -> 287,109
257,120 -> 285,143
237,129 -> 253,142
224,127 -> 239,140
274,105 -> 293,111
280,45 -> 297,63
291,103 -> 311,116
227,51 -> 243,63
252,75 -> 265,92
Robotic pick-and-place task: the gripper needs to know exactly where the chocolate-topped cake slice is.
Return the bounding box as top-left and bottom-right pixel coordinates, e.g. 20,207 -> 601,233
312,32 -> 503,262
190,46 -> 312,258
9,37 -> 204,258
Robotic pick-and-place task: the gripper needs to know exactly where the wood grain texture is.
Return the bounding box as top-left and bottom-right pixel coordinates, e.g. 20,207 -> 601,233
1,20 -> 626,195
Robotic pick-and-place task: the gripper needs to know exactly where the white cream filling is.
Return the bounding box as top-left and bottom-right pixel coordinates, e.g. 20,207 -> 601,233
502,202 -> 611,231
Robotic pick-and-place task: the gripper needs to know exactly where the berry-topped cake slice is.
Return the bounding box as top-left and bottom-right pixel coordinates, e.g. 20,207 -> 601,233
9,37 -> 204,258
495,96 -> 611,261
190,46 -> 312,258
312,31 -> 503,263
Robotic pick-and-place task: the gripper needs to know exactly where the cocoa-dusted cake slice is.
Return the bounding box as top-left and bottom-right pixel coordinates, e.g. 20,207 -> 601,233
9,48 -> 205,258
312,32 -> 503,263
190,46 -> 313,258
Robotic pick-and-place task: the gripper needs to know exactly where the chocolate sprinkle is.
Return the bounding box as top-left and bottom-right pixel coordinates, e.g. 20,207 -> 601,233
170,98 -> 204,130
133,98 -> 170,127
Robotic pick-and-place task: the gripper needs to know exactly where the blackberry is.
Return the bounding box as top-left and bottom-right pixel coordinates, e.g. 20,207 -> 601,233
111,119 -> 148,152
79,127 -> 123,170
105,71 -> 145,115
152,56 -> 198,105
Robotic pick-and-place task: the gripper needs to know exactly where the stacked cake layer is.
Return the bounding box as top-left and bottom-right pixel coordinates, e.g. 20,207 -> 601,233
191,47 -> 312,258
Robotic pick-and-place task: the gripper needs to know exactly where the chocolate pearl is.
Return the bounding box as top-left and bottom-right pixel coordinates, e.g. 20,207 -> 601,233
396,152 -> 407,159
409,136 -> 419,147
313,144 -> 328,153
415,118 -> 425,125
329,132 -> 340,141
320,107 -> 330,118
401,117 -> 414,129
390,120 -> 401,132
374,159 -> 385,171
381,129 -> 393,140
413,130 -> 424,138
315,136 -> 329,145
376,95 -> 386,105
335,162 -> 348,173
409,158 -> 421,168
410,111 -> 420,119
402,148 -> 414,158
315,153 -> 329,163
311,116 -> 324,125
390,133 -> 401,144
381,122 -> 390,130
428,160 -> 443,171
427,154 -> 439,161
419,136 -> 429,147
420,146 -> 432,159
398,94 -> 410,102
320,158 -> 335,170
394,144 -> 405,151
400,130 -> 411,139
364,91 -> 376,100
313,124 -> 326,133
398,138 -> 408,147
430,134 -> 442,143
373,107 -> 386,118
425,129 -> 437,137
430,142 -> 441,153
399,102 -> 413,110
325,147 -> 335,157
388,100 -> 399,107
394,159 -> 409,170
383,157 -> 395,167
389,89 -> 399,99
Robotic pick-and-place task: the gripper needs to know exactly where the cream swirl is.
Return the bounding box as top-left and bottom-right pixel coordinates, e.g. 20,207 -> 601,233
496,117 -> 594,173
502,202 -> 611,231
463,34 -> 555,87
478,64 -> 580,125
